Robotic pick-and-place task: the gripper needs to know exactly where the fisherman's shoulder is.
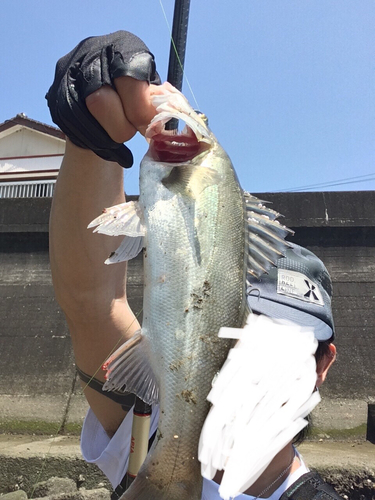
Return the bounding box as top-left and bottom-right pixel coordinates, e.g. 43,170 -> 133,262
280,471 -> 344,500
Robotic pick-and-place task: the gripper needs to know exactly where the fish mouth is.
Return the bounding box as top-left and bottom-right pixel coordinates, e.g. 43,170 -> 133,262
145,86 -> 213,164
147,129 -> 211,163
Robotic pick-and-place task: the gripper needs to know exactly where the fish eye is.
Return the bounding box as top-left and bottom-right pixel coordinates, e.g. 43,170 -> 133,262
194,110 -> 208,125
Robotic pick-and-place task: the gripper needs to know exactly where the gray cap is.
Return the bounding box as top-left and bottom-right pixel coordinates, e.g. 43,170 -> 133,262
247,244 -> 335,341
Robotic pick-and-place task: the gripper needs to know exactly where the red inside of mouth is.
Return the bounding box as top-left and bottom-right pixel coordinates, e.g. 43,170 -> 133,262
149,132 -> 209,163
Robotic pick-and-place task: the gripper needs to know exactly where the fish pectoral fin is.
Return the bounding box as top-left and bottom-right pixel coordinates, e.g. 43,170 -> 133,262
88,200 -> 145,264
88,200 -> 145,237
244,193 -> 294,278
105,235 -> 144,264
162,166 -> 221,199
102,331 -> 159,406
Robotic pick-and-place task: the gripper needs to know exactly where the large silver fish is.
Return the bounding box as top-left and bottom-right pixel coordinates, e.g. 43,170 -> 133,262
89,86 -> 292,499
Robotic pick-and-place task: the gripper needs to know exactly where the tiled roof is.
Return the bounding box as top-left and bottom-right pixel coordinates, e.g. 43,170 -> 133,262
0,114 -> 65,140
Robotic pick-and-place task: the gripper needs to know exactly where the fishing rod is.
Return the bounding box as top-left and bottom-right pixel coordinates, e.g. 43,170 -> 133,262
166,0 -> 191,130
123,0 -> 191,491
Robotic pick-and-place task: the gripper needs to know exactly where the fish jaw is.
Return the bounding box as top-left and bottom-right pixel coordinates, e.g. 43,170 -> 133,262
148,132 -> 211,163
145,85 -> 214,165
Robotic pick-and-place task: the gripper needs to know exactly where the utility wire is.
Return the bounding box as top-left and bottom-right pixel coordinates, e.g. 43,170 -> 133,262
278,172 -> 375,192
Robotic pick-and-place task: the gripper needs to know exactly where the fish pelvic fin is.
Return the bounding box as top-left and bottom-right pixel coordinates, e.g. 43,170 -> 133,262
88,201 -> 145,263
244,192 -> 294,278
103,331 -> 159,406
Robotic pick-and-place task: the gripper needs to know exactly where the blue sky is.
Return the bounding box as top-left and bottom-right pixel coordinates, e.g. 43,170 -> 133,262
1,0 -> 374,195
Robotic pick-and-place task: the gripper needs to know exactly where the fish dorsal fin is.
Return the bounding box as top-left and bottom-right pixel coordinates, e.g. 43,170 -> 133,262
162,166 -> 221,199
245,194 -> 280,220
244,192 -> 294,278
103,331 -> 159,406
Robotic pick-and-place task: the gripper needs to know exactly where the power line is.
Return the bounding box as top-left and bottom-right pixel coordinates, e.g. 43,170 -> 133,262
278,172 -> 375,192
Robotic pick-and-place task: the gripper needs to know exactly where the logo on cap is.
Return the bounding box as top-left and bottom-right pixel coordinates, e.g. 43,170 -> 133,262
277,269 -> 324,306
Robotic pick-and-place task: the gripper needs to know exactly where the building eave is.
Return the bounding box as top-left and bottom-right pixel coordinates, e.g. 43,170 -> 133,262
0,114 -> 65,141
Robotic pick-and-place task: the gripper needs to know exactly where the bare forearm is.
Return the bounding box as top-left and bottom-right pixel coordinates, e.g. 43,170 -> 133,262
50,141 -> 124,306
49,140 -> 140,372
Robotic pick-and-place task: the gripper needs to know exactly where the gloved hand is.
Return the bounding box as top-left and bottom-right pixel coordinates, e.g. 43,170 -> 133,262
46,31 -> 161,168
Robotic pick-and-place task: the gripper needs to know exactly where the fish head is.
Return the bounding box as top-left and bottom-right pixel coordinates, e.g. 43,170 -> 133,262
144,85 -> 215,168
141,85 -> 228,199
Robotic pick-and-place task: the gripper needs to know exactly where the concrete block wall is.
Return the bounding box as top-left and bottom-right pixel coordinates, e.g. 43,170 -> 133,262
257,191 -> 375,434
0,193 -> 373,434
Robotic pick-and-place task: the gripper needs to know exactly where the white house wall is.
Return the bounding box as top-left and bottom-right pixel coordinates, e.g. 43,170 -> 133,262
0,127 -> 65,158
0,156 -> 63,173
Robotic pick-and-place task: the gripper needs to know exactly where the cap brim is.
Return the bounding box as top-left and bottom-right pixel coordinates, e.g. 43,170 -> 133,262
247,295 -> 334,342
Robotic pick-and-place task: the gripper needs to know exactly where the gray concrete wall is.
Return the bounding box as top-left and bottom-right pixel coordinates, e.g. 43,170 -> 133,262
0,193 -> 373,435
255,191 -> 375,434
257,191 -> 375,399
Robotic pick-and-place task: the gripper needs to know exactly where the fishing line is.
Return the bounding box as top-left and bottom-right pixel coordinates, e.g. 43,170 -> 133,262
27,423 -> 64,498
158,0 -> 200,111
80,307 -> 144,393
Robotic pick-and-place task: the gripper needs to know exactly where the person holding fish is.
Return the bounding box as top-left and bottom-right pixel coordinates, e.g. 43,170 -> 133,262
47,31 -> 343,500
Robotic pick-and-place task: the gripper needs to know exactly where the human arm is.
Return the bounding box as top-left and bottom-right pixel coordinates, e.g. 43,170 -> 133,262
50,139 -> 136,436
48,33 -> 160,436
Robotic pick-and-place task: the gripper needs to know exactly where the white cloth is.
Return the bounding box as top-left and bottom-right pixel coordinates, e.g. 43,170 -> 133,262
201,451 -> 308,500
81,406 -> 160,488
80,408 -> 309,498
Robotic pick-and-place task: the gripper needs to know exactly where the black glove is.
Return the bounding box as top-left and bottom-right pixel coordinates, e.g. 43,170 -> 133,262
46,31 -> 161,168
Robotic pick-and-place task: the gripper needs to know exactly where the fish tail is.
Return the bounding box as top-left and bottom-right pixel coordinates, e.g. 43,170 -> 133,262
121,464 -> 202,499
